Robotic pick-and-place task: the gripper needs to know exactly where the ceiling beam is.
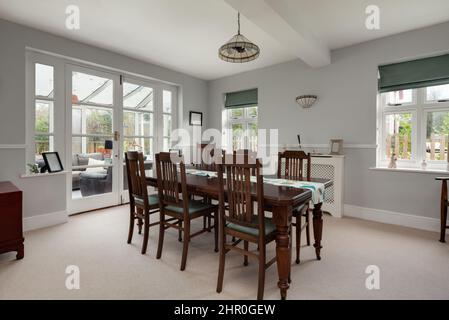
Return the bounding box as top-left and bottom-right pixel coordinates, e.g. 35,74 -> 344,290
223,0 -> 331,68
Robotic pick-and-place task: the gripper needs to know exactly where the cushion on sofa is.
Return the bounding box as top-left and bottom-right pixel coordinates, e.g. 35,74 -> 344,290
78,153 -> 104,166
85,158 -> 106,174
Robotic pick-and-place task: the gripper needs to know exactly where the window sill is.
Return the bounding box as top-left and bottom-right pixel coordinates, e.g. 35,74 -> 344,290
20,171 -> 69,179
370,167 -> 449,175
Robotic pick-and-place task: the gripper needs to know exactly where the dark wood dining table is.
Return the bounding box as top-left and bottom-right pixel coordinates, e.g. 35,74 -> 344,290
146,170 -> 332,299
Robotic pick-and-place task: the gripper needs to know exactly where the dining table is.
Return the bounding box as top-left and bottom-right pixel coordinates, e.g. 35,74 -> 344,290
146,169 -> 333,300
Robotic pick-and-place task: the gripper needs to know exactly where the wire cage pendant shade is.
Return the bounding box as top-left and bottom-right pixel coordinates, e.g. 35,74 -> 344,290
219,13 -> 260,63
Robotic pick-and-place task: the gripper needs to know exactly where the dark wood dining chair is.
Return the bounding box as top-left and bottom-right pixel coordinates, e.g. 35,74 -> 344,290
155,152 -> 219,271
194,143 -> 224,171
193,143 -> 225,231
216,156 -> 277,300
436,177 -> 449,243
278,150 -> 312,264
125,151 -> 161,254
234,149 -> 257,175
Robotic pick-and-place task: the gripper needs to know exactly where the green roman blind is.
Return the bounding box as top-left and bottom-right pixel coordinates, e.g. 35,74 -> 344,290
225,88 -> 258,109
378,54 -> 449,93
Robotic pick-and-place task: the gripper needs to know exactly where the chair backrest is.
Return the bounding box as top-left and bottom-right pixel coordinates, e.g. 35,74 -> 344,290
155,152 -> 189,213
125,151 -> 148,206
277,150 -> 311,181
233,149 -> 257,175
217,156 -> 265,239
195,143 -> 224,171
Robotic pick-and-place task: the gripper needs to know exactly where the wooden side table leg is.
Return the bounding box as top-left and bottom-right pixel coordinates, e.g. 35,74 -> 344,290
440,181 -> 448,243
312,202 -> 323,260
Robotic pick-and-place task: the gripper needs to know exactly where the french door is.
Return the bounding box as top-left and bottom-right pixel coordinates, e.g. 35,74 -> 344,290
120,77 -> 156,203
67,65 -> 122,214
66,65 -> 177,214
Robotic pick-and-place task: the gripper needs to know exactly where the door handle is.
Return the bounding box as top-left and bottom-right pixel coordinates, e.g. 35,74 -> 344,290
114,131 -> 120,141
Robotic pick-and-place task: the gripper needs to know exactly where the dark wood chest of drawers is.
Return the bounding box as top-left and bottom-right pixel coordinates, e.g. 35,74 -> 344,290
0,181 -> 24,259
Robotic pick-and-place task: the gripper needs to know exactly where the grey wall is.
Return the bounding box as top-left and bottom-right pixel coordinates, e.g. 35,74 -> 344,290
208,21 -> 449,220
0,19 -> 208,219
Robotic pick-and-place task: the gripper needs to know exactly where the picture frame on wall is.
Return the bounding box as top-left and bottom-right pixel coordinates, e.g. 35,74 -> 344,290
42,152 -> 64,173
189,111 -> 203,126
329,139 -> 344,155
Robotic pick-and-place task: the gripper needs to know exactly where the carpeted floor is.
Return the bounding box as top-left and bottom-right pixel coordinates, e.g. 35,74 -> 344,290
1,205 -> 448,300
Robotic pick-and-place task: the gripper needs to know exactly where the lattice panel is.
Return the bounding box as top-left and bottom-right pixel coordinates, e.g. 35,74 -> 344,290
279,159 -> 335,204
309,164 -> 335,204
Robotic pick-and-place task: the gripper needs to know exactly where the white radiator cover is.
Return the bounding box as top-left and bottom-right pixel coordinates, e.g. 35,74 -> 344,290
309,155 -> 344,218
272,153 -> 344,218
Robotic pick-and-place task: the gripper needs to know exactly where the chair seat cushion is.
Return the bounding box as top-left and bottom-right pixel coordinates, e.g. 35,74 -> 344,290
134,194 -> 159,207
165,200 -> 216,215
227,217 -> 276,237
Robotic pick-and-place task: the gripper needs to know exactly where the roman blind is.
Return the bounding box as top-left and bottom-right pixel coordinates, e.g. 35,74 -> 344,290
378,53 -> 449,93
224,88 -> 258,109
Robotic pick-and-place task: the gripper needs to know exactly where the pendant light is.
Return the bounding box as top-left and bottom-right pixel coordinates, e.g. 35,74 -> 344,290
219,12 -> 260,63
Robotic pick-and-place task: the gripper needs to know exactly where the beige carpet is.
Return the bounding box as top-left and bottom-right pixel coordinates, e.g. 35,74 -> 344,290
1,205 -> 448,300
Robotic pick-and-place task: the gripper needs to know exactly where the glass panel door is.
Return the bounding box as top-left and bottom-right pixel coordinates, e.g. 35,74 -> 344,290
68,66 -> 121,214
121,79 -> 155,201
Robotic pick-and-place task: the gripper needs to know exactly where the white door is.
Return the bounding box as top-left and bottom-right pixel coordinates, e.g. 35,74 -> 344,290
67,65 -> 122,214
119,78 -> 177,202
120,77 -> 157,202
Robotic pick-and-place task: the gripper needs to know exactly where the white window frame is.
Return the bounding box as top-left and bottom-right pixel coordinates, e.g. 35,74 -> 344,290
26,51 -> 65,167
377,86 -> 449,170
122,76 -> 158,159
224,106 -> 258,152
160,85 -> 178,152
26,50 -> 179,169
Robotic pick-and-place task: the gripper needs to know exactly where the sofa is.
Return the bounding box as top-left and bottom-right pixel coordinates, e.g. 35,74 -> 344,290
71,153 -> 104,190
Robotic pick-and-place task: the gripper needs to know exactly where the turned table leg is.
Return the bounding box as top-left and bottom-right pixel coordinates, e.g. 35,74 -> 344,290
273,205 -> 292,300
312,202 -> 323,260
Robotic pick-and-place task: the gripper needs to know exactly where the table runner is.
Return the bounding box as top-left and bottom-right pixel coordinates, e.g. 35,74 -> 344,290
184,169 -> 325,205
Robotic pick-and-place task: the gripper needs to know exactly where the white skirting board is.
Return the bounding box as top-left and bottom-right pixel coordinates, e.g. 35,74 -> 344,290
344,204 -> 447,234
23,210 -> 68,232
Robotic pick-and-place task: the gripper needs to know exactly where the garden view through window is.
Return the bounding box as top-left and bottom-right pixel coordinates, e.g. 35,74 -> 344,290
379,84 -> 449,168
228,106 -> 258,152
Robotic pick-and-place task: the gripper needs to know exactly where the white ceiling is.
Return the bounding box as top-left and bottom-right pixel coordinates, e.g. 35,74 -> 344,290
0,0 -> 448,80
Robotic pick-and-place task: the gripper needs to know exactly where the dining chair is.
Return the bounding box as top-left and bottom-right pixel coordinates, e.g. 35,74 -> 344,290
216,156 -> 277,300
278,150 -> 312,264
436,177 -> 449,243
195,143 -> 222,171
155,152 -> 219,271
125,151 -> 161,254
234,149 -> 257,175
193,143 -> 225,231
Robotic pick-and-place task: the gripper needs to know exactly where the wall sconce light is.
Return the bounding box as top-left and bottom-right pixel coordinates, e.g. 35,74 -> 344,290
296,95 -> 318,109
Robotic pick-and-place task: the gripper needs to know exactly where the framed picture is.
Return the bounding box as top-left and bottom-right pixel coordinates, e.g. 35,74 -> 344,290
42,152 -> 64,173
189,111 -> 203,126
329,139 -> 344,155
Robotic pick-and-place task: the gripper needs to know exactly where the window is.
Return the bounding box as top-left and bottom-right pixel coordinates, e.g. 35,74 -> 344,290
226,106 -> 258,152
71,71 -> 114,158
27,51 -> 178,176
162,90 -> 173,151
378,86 -> 449,169
122,82 -> 154,159
34,63 -> 55,160
224,89 -> 258,152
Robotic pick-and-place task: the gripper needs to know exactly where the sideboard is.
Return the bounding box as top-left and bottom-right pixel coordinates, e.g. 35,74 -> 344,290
0,181 -> 24,259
